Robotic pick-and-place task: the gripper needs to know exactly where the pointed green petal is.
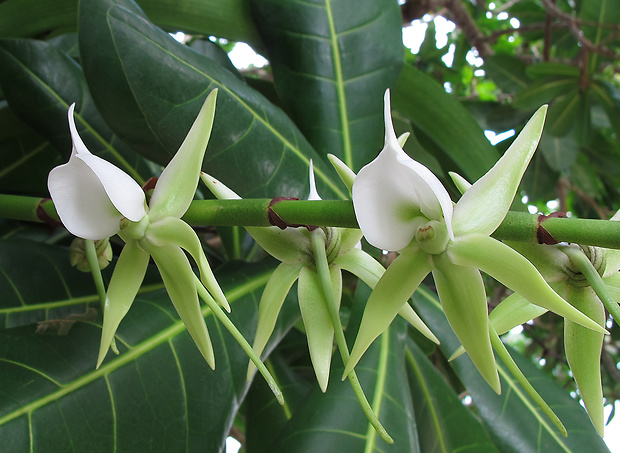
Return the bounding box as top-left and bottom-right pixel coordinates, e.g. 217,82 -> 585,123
149,89 -> 218,222
448,235 -> 607,334
344,246 -> 432,377
334,249 -> 438,344
146,216 -> 229,311
147,244 -> 215,369
432,254 -> 501,393
298,266 -> 341,392
489,292 -> 548,335
247,262 -> 302,380
448,171 -> 471,195
452,105 -> 547,237
564,286 -> 605,436
327,153 -> 356,193
246,225 -> 313,264
97,241 -> 149,368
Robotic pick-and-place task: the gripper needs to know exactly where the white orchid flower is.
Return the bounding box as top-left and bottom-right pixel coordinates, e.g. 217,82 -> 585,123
48,90 -> 229,369
345,90 -> 606,392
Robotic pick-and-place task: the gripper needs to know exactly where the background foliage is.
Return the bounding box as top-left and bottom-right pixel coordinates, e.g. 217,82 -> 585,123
0,0 -> 618,451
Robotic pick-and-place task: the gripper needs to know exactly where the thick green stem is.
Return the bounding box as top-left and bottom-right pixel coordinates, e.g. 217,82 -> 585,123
560,245 -> 620,321
4,195 -> 620,248
310,229 -> 394,444
193,275 -> 284,405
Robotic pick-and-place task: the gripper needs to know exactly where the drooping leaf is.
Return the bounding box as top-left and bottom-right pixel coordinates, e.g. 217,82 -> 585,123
0,238 -> 299,452
0,38 -> 152,184
411,287 -> 611,453
79,0 -> 345,199
393,64 -> 499,181
251,0 -> 404,171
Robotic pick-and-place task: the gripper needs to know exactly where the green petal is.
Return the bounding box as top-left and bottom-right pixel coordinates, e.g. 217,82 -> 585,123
246,225 -> 313,264
146,216 -> 230,311
489,292 -> 548,335
344,246 -> 432,377
334,248 -> 438,344
564,286 -> 605,436
327,153 -> 356,193
146,243 -> 215,369
452,105 -> 547,237
432,254 -> 500,393
149,89 -> 218,222
97,241 -> 149,368
298,266 -> 342,392
448,234 -> 607,334
247,262 -> 302,380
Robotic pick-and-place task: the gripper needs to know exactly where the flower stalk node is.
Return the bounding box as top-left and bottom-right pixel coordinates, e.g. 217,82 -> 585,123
267,197 -> 317,230
537,212 -> 566,245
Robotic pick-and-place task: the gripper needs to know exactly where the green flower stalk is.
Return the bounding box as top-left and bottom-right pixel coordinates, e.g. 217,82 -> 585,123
345,90 -> 606,393
47,91 -> 230,369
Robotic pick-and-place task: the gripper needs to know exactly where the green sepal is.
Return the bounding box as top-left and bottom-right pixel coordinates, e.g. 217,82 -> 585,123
247,262 -> 302,380
564,285 -> 605,436
337,227 -> 364,256
298,266 -> 342,392
452,105 -> 547,238
149,89 -> 218,222
327,153 -> 356,193
146,216 -> 230,312
432,253 -> 500,394
246,225 -> 313,264
97,240 -> 150,368
448,234 -> 607,334
344,246 -> 432,378
334,248 -> 439,344
489,291 -> 549,335
448,171 -> 471,195
145,243 -> 215,369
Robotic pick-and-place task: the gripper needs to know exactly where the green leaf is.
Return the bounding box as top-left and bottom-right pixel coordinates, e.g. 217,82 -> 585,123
405,338 -> 501,453
579,0 -> 620,71
540,133 -> 579,173
251,0 -> 403,171
525,62 -> 581,80
393,64 -> 499,181
411,287 -> 611,453
0,38 -> 152,184
0,238 -> 299,451
0,0 -> 260,46
513,77 -> 579,110
546,88 -> 580,137
484,55 -> 530,93
79,0 -> 345,199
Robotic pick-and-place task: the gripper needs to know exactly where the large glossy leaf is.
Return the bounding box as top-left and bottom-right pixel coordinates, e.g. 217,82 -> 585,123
484,55 -> 529,93
393,64 -> 499,181
512,77 -> 579,110
0,38 -> 152,184
264,285 -> 419,452
0,0 -> 260,46
251,0 -> 403,171
405,338 -> 501,453
79,0 -> 345,199
411,286 -> 610,453
0,105 -> 62,196
0,238 -> 299,452
579,0 -> 620,72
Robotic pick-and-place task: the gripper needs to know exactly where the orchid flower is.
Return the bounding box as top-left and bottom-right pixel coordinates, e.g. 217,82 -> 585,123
48,91 -> 229,369
345,90 -> 607,393
486,234 -> 620,436
202,163 -> 437,393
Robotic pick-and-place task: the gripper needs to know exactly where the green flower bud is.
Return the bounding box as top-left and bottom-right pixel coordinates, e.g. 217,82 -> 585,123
69,237 -> 113,272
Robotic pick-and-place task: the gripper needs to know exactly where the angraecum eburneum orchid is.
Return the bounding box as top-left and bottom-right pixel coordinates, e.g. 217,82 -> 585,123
344,89 -> 607,394
47,90 -> 231,370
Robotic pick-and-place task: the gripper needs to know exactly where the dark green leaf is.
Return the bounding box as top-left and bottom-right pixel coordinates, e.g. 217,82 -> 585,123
540,132 -> 579,173
406,338 -> 501,453
393,64 -> 499,181
411,287 -> 611,453
0,38 -> 152,184
525,63 -> 581,80
251,0 -> 403,171
484,55 -> 530,93
0,238 -> 298,452
546,88 -> 580,137
79,0 -> 345,199
513,77 -> 579,111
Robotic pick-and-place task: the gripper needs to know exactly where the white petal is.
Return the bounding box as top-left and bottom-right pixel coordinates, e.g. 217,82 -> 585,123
48,157 -> 125,240
352,90 -> 453,250
307,159 -> 321,201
